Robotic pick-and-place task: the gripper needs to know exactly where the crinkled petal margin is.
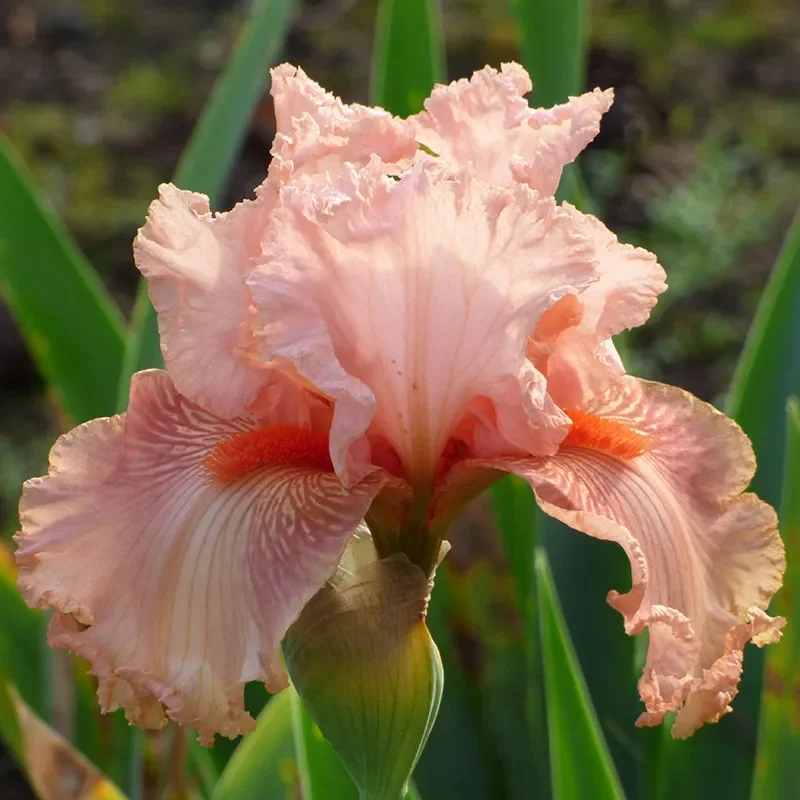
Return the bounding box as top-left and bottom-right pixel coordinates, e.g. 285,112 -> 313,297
270,63 -> 417,175
453,376 -> 785,736
411,63 -> 613,194
248,157 -> 598,483
15,370 -> 390,743
134,184 -> 275,418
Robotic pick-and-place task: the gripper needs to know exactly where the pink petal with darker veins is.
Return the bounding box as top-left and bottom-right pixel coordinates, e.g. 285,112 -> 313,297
15,370 -> 388,744
464,377 -> 785,737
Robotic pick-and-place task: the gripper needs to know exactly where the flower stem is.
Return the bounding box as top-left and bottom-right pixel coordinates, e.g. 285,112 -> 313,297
398,488 -> 440,576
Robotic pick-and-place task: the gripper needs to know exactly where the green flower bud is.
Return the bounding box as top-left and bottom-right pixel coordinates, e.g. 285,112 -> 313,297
284,529 -> 443,800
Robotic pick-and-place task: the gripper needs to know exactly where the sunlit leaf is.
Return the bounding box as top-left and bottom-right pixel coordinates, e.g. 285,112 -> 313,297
415,568 -> 492,800
72,664 -> 106,777
188,738 -> 220,800
0,135 -> 126,424
751,398 -> 800,798
490,477 -> 548,796
507,0 -> 587,110
728,211 -> 800,507
212,690 -> 298,800
0,544 -> 48,749
535,549 -> 624,799
290,688 -> 358,800
371,0 -> 445,117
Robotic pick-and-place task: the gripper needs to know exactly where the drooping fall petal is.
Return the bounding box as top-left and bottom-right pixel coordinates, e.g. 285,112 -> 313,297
410,63 -> 613,195
270,64 -> 418,175
248,157 -> 598,484
14,370 -> 388,744
467,377 -> 785,737
528,210 -> 667,408
134,184 -> 275,418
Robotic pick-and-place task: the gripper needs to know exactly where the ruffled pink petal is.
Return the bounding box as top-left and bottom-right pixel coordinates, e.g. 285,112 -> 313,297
411,63 -> 613,194
15,370 -> 388,744
134,183 -> 278,418
528,211 -> 667,408
247,158 -> 598,484
270,64 -> 418,175
468,377 -> 785,736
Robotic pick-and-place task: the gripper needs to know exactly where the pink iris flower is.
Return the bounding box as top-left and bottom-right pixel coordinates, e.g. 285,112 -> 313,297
15,64 -> 785,745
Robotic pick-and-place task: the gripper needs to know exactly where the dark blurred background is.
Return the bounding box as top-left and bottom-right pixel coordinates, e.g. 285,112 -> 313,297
0,0 -> 798,794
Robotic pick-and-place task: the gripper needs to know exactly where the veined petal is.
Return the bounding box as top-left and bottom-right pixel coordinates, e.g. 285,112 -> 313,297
471,377 -> 785,736
248,158 -> 597,484
270,64 -> 418,175
528,211 -> 667,407
411,63 -> 613,194
14,371 -> 387,744
134,184 -> 276,418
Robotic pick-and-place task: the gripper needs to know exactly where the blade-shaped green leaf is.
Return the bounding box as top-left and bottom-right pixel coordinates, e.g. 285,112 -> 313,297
728,211 -> 800,507
415,567 -> 493,800
188,738 -> 221,800
118,0 -> 297,402
657,211 -> 800,799
490,477 -> 549,796
0,134 -> 126,424
212,690 -> 299,800
752,397 -> 800,798
290,688 -> 358,800
107,714 -> 143,800
0,551 -> 48,744
72,666 -> 110,779
508,0 -> 587,110
538,523 -> 640,789
216,686 -> 406,800
535,548 -> 624,799
370,0 -> 445,116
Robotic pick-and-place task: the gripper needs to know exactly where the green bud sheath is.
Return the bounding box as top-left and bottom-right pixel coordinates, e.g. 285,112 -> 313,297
283,531 -> 443,800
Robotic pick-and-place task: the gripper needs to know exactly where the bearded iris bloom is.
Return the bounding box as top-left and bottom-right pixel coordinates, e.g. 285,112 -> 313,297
15,64 -> 784,748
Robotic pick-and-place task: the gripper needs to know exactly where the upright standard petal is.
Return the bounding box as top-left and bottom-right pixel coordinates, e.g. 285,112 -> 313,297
270,64 -> 418,175
15,371 -> 388,744
411,63 -> 613,194
248,158 -> 598,484
134,184 -> 275,418
528,210 -> 667,408
471,377 -> 785,736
